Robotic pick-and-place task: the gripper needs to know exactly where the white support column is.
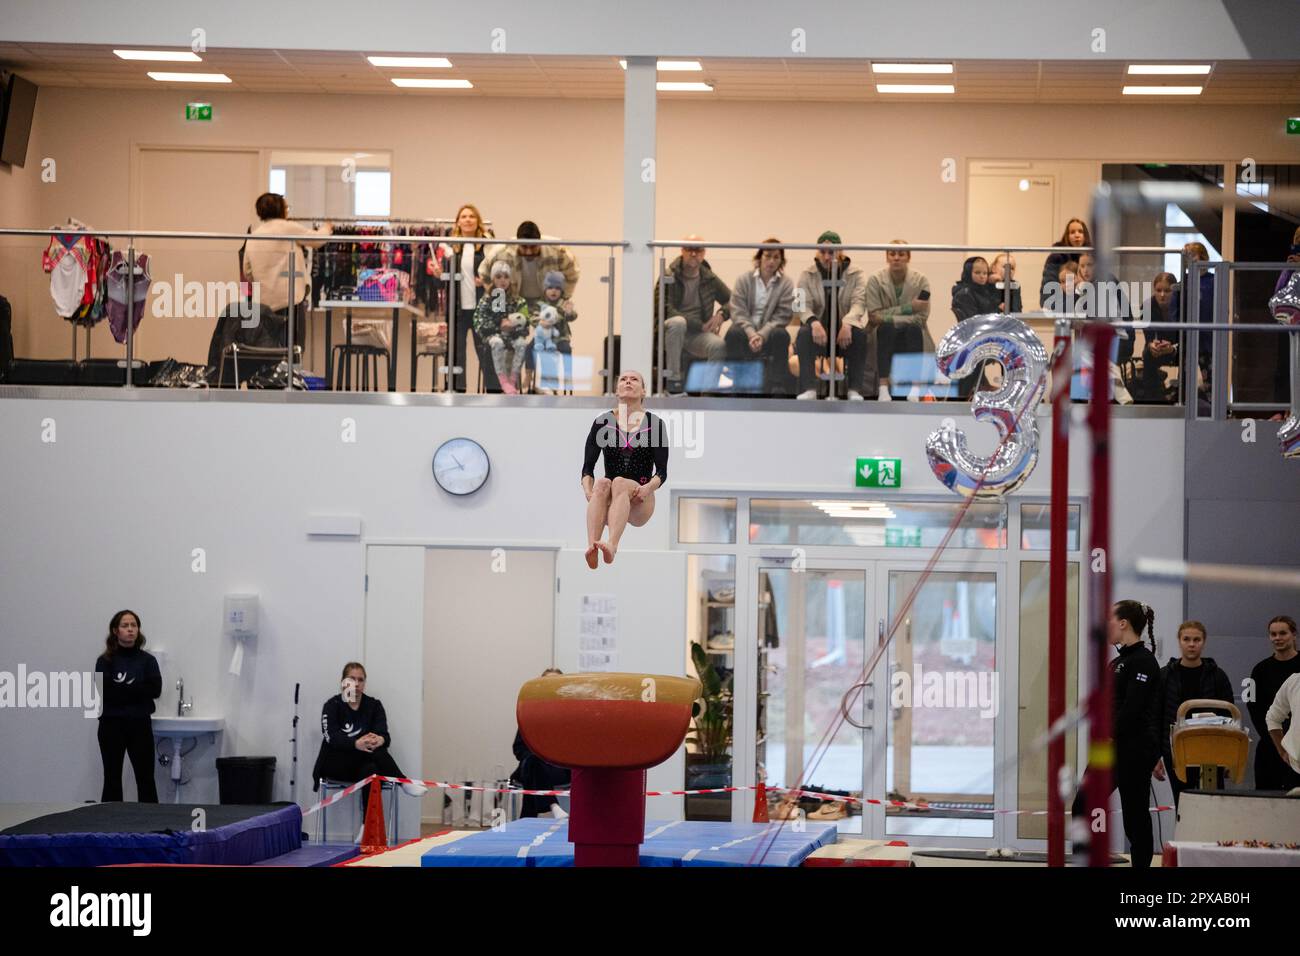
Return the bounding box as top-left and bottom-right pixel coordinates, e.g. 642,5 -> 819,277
621,57 -> 657,384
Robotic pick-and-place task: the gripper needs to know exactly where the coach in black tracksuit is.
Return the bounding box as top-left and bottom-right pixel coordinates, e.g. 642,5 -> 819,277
95,609 -> 162,803
1073,600 -> 1163,867
1157,621 -> 1234,807
310,662 -> 424,804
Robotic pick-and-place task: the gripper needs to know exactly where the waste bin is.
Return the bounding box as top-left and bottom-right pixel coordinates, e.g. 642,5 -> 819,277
215,756 -> 276,804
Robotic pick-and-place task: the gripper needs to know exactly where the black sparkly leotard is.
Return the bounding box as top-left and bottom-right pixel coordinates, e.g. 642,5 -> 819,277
581,410 -> 669,486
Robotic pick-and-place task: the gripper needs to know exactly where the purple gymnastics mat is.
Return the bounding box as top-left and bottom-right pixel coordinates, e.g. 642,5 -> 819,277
0,803 -> 302,867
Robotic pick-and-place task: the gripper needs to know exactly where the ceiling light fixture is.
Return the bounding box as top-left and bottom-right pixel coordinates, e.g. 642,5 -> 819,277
620,59 -> 703,71
114,50 -> 202,62
1121,85 -> 1203,95
1127,64 -> 1211,75
657,81 -> 712,92
876,84 -> 955,94
367,56 -> 452,68
147,72 -> 231,83
872,63 -> 954,74
391,78 -> 473,89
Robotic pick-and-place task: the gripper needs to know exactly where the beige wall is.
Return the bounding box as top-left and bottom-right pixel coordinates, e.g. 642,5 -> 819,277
0,124 -> 47,345
4,88 -> 1296,378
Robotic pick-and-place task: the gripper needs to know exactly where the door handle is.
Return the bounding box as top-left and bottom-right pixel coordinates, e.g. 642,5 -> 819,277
840,680 -> 873,730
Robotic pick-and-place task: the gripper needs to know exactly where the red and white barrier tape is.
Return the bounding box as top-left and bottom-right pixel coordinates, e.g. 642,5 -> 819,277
301,775 -> 1172,818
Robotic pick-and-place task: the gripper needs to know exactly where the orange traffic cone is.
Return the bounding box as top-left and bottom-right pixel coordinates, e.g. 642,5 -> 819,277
752,781 -> 769,823
360,776 -> 387,854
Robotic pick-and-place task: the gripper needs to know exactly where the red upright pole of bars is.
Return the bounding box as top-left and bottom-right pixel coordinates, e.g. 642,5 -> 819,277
1047,321 -> 1071,867
1084,324 -> 1115,868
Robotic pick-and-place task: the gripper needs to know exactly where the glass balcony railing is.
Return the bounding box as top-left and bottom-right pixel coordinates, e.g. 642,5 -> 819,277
2,223 -> 1293,418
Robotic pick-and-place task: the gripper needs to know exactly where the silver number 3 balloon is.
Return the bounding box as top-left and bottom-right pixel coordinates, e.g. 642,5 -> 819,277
1267,272 -> 1300,459
927,314 -> 1050,498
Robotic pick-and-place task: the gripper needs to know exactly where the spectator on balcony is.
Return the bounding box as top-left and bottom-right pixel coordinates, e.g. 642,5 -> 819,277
949,256 -> 1003,399
1136,272 -> 1179,403
864,240 -> 934,400
793,231 -> 872,400
727,239 -> 796,396
473,261 -> 532,395
1168,242 -> 1215,402
652,237 -> 731,394
1040,218 -> 1090,308
990,253 -> 1023,314
479,220 -> 580,313
432,203 -> 496,392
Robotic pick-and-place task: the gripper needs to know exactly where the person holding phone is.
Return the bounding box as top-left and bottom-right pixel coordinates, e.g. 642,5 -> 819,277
311,662 -> 427,800
864,240 -> 934,400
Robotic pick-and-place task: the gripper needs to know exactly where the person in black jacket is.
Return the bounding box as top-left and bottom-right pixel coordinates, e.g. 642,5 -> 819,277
1247,615 -> 1300,791
510,668 -> 572,818
1072,599 -> 1164,867
1134,272 -> 1179,403
1156,621 -> 1235,807
949,257 -> 1003,399
95,610 -> 162,802
311,662 -> 426,798
1039,218 -> 1090,308
1167,242 -> 1216,410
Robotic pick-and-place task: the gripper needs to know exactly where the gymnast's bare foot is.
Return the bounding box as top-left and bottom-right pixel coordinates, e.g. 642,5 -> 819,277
598,541 -> 614,565
585,543 -> 599,570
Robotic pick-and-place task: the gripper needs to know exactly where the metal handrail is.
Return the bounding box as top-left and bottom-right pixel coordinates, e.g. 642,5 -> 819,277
646,240 -> 1185,254
0,227 -> 627,247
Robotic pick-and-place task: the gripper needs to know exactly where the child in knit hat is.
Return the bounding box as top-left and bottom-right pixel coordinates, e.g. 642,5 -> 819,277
533,270 -> 576,392
473,260 -> 532,394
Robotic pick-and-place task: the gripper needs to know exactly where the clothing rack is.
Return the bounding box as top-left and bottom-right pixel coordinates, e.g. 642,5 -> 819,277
44,217 -> 109,362
288,215 -> 494,228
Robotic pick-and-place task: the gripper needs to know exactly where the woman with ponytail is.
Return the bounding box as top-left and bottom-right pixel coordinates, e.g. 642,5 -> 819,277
1071,599 -> 1164,867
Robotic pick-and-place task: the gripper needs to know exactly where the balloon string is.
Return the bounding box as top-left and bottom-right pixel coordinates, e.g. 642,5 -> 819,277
750,355 -> 1055,865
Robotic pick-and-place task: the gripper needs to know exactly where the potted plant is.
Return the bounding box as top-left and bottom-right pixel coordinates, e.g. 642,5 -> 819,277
686,641 -> 733,792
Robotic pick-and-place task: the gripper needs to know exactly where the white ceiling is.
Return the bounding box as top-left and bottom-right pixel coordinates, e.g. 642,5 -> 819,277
1,44 -> 1298,103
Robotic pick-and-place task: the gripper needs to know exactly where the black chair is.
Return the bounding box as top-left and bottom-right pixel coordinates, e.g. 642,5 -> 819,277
332,344 -> 388,391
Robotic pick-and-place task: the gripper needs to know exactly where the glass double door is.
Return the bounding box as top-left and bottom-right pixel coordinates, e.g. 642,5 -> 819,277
752,558 -> 1001,843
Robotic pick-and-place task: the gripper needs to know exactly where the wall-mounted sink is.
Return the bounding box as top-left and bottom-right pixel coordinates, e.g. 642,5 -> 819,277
152,717 -> 225,803
153,716 -> 225,736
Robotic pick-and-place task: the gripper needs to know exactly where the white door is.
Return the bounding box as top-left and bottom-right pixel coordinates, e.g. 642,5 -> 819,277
422,546 -> 556,826
363,544 -> 557,836
361,544 -> 426,843
868,562 -> 1005,847
554,548 -> 688,821
749,557 -> 876,838
968,169 -> 1057,311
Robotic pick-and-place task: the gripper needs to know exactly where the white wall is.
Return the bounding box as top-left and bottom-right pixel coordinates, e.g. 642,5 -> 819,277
0,395 -> 1184,815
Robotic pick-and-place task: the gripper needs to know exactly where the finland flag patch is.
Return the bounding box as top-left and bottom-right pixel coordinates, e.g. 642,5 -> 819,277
1135,672 -> 1149,682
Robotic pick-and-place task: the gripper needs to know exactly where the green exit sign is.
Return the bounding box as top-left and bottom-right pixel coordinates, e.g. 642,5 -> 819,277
1288,117 -> 1300,135
185,102 -> 213,122
855,456 -> 901,488
885,526 -> 923,548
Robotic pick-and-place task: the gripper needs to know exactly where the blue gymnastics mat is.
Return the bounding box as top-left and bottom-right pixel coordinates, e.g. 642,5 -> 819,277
420,818 -> 839,868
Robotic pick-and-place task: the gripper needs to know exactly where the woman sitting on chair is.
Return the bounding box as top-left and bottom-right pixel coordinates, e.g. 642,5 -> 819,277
311,662 -> 426,798
581,370 -> 668,568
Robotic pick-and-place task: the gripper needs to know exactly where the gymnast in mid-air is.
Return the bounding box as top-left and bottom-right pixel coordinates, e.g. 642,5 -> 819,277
580,370 -> 669,568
